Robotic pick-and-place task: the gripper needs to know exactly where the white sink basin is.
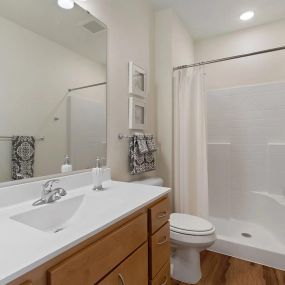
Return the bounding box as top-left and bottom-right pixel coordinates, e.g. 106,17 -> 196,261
10,195 -> 84,233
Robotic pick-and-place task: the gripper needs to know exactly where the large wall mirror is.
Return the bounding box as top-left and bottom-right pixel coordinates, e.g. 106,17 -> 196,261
0,0 -> 107,184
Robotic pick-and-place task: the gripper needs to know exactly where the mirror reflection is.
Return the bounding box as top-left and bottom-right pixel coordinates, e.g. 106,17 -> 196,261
0,0 -> 107,183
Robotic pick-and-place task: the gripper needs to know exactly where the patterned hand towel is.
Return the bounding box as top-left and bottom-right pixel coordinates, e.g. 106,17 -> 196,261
144,152 -> 156,172
145,134 -> 158,152
129,134 -> 157,175
129,135 -> 146,175
135,133 -> 148,154
12,136 -> 35,180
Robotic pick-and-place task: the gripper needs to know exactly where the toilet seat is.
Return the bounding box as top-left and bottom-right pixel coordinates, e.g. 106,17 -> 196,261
170,213 -> 215,236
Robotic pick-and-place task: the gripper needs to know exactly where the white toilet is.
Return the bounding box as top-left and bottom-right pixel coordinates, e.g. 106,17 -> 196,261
132,177 -> 216,284
170,213 -> 216,284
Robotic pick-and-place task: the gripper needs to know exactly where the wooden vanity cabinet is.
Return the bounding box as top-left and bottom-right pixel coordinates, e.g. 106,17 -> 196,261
97,274 -> 114,285
151,262 -> 171,285
150,222 -> 170,279
149,198 -> 170,234
113,243 -> 148,285
48,214 -> 147,285
148,198 -> 171,283
8,196 -> 170,285
97,243 -> 148,285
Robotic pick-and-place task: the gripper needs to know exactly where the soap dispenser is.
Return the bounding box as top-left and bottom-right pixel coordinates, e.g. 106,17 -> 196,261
61,155 -> 72,173
92,157 -> 103,191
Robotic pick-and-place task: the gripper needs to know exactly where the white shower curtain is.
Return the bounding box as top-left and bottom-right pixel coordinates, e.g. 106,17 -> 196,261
173,67 -> 209,217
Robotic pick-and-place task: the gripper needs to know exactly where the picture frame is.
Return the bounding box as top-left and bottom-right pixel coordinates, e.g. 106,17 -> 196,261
129,61 -> 146,98
129,97 -> 147,130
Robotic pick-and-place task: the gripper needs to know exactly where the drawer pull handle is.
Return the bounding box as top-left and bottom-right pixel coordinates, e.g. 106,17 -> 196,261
157,236 -> 168,245
160,276 -> 168,285
118,273 -> 126,285
157,211 -> 167,219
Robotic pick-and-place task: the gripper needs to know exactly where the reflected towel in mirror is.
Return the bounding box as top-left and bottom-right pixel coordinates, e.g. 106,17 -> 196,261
11,136 -> 35,180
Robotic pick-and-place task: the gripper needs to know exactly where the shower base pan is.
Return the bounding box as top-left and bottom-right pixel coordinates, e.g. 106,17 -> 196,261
209,217 -> 285,270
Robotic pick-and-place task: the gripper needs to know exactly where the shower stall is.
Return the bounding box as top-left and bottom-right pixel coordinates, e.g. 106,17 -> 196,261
174,46 -> 285,270
208,81 -> 285,270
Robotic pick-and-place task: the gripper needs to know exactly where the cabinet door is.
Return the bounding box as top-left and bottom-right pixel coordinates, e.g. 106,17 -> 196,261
48,214 -> 147,285
97,273 -> 114,285
114,243 -> 148,285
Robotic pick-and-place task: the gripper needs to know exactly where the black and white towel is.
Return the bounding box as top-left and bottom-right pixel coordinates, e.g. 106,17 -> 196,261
129,135 -> 146,175
144,152 -> 156,172
145,134 -> 158,152
11,136 -> 35,180
129,133 -> 157,175
135,133 -> 148,154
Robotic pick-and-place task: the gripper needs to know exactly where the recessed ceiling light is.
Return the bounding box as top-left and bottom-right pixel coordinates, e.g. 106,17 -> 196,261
240,11 -> 255,21
57,0 -> 74,9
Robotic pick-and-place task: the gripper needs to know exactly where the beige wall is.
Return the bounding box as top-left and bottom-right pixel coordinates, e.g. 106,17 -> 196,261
195,19 -> 285,90
155,9 -> 194,190
76,0 -> 156,181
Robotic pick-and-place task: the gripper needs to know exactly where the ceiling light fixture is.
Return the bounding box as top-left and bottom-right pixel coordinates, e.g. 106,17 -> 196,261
57,0 -> 74,10
240,11 -> 255,21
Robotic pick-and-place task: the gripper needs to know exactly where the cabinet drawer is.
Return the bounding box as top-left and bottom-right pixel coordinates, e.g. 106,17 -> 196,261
48,213 -> 147,285
114,243 -> 148,285
149,198 -> 170,234
151,262 -> 170,285
96,244 -> 148,285
150,222 -> 170,279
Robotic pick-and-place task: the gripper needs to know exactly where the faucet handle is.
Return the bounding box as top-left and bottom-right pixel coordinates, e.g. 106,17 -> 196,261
54,188 -> 67,196
42,179 -> 60,191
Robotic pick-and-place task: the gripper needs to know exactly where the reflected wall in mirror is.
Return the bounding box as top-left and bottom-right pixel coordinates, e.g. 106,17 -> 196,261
0,0 -> 107,183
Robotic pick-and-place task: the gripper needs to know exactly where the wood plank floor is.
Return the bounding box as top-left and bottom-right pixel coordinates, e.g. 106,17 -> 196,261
172,251 -> 285,285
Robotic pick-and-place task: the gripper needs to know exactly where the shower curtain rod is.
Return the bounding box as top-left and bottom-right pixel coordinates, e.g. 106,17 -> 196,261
173,45 -> 285,71
68,82 -> 107,92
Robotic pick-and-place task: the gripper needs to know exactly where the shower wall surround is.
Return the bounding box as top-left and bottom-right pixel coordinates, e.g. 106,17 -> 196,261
208,81 -> 285,218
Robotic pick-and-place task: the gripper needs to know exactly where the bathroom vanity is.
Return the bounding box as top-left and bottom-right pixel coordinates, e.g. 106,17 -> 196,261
0,177 -> 171,285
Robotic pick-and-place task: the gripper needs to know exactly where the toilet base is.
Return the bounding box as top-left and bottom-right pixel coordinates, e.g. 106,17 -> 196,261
171,247 -> 202,284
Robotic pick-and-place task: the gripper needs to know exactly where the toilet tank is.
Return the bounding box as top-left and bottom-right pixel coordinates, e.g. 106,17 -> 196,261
131,177 -> 164,186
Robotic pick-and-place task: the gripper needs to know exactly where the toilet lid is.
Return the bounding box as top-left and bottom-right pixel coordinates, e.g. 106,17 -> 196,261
170,213 -> 215,235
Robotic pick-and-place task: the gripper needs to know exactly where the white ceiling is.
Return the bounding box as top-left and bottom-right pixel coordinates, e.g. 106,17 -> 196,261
0,0 -> 107,64
150,0 -> 285,39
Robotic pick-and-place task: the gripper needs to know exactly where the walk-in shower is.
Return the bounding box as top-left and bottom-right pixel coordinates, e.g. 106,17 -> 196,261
174,46 -> 285,270
208,81 -> 285,270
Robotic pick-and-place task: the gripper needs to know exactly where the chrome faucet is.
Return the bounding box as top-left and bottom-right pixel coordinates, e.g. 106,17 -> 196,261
33,179 -> 67,206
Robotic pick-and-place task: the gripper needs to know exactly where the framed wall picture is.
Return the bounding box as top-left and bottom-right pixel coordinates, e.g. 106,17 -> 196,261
129,97 -> 147,130
129,61 -> 146,98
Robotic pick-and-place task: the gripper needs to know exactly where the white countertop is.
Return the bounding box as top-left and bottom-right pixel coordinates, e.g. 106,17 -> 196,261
0,180 -> 170,285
